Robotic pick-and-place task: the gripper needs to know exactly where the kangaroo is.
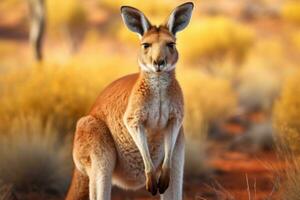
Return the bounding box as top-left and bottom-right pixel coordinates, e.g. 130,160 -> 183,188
65,2 -> 194,200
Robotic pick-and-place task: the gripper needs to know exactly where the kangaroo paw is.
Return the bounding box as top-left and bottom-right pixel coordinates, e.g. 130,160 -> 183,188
145,171 -> 158,196
158,167 -> 170,194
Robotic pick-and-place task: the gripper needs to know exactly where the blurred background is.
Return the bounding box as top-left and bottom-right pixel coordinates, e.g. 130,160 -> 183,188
0,0 -> 300,199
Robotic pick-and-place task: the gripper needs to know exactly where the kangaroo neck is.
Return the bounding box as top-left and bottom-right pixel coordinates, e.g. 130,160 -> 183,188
139,70 -> 176,90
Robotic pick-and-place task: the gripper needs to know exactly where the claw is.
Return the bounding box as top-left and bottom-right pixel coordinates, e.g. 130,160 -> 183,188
145,171 -> 158,196
158,168 -> 170,194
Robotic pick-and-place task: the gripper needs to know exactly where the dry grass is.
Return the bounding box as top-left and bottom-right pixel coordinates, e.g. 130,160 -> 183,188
178,17 -> 254,65
291,31 -> 300,53
0,59 -> 132,133
0,184 -> 18,200
231,120 -> 274,152
179,70 -> 236,174
46,0 -> 88,51
179,70 -> 237,127
281,1 -> 300,25
277,156 -> 300,200
236,64 -> 281,112
98,0 -> 177,16
273,69 -> 300,153
47,0 -> 87,32
272,69 -> 300,199
273,138 -> 300,200
0,115 -> 72,195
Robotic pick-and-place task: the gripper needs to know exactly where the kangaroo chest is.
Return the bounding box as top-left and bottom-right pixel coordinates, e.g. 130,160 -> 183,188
145,76 -> 171,130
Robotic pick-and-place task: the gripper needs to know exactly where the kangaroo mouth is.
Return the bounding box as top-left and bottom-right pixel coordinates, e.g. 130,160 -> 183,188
155,65 -> 164,72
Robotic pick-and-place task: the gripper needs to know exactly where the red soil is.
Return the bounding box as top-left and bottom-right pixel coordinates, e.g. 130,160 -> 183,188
109,141 -> 283,200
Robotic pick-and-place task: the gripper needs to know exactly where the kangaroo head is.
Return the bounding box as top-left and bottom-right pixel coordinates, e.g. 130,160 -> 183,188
121,2 -> 194,73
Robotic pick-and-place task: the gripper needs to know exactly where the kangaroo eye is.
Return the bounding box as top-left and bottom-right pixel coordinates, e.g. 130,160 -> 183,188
141,43 -> 151,49
167,42 -> 176,49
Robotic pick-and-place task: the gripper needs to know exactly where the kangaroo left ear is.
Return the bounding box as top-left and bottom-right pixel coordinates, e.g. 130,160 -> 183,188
121,6 -> 151,38
166,2 -> 194,35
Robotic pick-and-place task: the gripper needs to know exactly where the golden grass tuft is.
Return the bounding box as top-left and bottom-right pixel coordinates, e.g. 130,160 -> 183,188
46,0 -> 87,34
178,17 -> 254,65
279,160 -> 300,200
179,69 -> 237,174
179,69 -> 237,128
0,60 -> 132,133
0,115 -> 72,194
237,62 -> 282,111
281,1 -> 300,25
98,0 -> 176,16
273,69 -> 300,153
275,140 -> 300,200
291,31 -> 300,52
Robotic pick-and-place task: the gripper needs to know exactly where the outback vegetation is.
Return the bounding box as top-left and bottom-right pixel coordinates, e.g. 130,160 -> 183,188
0,0 -> 300,199
273,70 -> 300,153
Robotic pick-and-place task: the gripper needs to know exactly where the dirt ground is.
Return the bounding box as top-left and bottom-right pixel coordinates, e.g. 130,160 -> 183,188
15,142 -> 281,200
108,140 -> 282,200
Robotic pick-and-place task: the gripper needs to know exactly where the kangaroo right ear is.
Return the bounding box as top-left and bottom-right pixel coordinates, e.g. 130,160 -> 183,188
121,6 -> 151,37
166,2 -> 194,35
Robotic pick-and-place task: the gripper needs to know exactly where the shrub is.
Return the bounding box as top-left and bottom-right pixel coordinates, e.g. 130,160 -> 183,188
291,31 -> 300,52
0,184 -> 17,200
47,0 -> 87,31
279,160 -> 300,200
0,40 -> 19,60
178,69 -> 237,174
178,17 -> 254,65
0,59 -> 133,133
0,115 -> 72,194
275,142 -> 300,200
179,69 -> 237,128
281,1 -> 300,25
98,0 -> 176,16
46,0 -> 88,51
237,63 -> 282,111
273,70 -> 300,153
230,120 -> 274,152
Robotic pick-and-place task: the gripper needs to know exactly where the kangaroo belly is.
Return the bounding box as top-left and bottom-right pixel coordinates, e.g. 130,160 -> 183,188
107,119 -> 164,189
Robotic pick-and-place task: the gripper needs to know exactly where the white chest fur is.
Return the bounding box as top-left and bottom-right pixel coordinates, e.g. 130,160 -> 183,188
145,74 -> 171,130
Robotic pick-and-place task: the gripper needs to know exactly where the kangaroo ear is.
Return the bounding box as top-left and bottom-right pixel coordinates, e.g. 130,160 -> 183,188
121,6 -> 151,37
166,2 -> 194,35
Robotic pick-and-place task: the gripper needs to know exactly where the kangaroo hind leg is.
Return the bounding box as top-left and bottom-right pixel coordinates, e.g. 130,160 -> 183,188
73,115 -> 116,200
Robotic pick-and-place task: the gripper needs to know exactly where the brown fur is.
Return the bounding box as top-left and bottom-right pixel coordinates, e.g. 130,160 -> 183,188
138,26 -> 178,72
66,69 -> 183,199
65,169 -> 89,200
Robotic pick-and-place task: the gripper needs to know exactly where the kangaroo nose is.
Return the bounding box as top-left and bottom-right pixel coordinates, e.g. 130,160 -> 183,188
153,59 -> 166,66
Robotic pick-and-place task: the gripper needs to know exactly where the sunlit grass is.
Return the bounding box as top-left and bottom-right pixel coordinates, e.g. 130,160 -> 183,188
0,60 -> 132,133
98,0 -> 177,16
178,17 -> 254,65
275,137 -> 300,200
281,1 -> 300,25
237,62 -> 282,111
47,0 -> 87,30
273,69 -> 300,153
178,69 -> 235,175
0,115 -> 72,194
179,70 -> 237,128
291,31 -> 300,53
